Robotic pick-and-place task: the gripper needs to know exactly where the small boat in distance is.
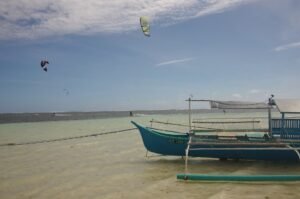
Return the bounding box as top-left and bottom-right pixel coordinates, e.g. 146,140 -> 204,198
132,96 -> 300,161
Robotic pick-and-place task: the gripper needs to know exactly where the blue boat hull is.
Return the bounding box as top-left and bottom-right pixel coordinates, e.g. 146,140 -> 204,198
132,121 -> 300,161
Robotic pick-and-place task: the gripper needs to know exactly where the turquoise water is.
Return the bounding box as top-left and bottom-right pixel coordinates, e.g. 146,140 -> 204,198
0,112 -> 300,199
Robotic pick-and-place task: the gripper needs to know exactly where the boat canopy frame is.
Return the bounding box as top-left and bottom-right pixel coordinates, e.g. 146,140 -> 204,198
186,97 -> 273,136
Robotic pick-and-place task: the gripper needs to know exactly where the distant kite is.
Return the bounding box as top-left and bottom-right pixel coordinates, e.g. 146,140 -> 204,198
63,89 -> 70,95
140,16 -> 150,37
40,60 -> 49,72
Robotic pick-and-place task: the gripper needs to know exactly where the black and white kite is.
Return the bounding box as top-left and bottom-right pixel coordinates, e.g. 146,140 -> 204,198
40,60 -> 49,72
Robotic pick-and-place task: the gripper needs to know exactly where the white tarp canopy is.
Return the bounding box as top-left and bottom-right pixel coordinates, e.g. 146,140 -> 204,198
275,99 -> 300,113
209,100 -> 270,109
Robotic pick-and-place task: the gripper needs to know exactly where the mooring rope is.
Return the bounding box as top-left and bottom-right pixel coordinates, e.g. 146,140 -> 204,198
0,128 -> 137,147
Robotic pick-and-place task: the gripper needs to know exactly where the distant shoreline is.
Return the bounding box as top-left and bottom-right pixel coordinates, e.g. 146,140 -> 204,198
0,109 -> 267,124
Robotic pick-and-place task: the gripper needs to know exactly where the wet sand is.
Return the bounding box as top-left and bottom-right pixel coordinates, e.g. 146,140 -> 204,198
0,115 -> 300,199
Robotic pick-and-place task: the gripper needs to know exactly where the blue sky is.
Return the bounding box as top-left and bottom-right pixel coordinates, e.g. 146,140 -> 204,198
0,0 -> 300,113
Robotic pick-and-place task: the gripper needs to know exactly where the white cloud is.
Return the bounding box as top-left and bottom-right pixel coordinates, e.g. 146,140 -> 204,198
0,0 -> 253,40
258,1 -> 300,42
249,89 -> 261,94
195,0 -> 252,17
232,93 -> 242,98
156,57 -> 194,66
274,42 -> 300,52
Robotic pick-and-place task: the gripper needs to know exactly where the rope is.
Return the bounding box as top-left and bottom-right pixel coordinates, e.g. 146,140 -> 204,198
192,120 -> 260,124
0,128 -> 137,147
193,117 -> 268,120
150,119 -> 221,130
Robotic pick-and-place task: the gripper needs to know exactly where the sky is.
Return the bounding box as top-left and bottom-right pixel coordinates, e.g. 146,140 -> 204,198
0,0 -> 300,113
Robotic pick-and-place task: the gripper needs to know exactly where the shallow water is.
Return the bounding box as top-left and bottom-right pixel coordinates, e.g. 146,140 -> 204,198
0,113 -> 299,199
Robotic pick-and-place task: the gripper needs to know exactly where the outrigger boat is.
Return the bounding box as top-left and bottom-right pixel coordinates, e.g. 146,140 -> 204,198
132,96 -> 300,162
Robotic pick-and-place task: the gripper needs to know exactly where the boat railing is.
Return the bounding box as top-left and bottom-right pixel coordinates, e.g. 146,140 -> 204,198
192,128 -> 269,133
272,118 -> 300,138
191,116 -> 268,134
149,119 -> 269,135
149,119 -> 222,132
272,118 -> 300,129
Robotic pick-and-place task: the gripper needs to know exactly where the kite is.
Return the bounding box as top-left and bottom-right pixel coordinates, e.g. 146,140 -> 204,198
140,16 -> 150,37
63,89 -> 70,95
40,60 -> 49,72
